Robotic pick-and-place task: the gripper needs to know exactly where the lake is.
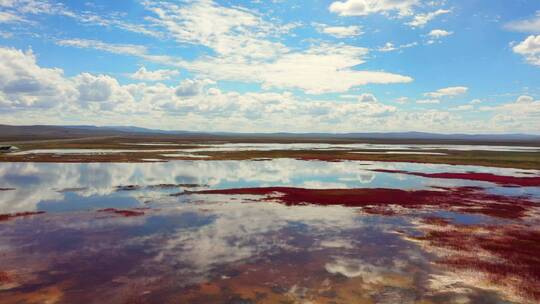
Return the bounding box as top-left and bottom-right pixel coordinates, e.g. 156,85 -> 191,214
1,159 -> 539,303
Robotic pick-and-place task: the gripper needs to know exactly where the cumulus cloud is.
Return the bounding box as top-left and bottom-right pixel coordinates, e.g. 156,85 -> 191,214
487,95 -> 540,116
0,46 -> 137,112
424,86 -> 468,98
315,24 -> 363,38
50,0 -> 415,95
512,35 -> 540,66
140,0 -> 412,93
130,67 -> 179,82
74,73 -> 135,111
2,46 -> 533,133
407,9 -> 451,27
428,29 -> 453,38
329,0 -> 419,17
174,79 -> 214,97
505,13 -> 540,34
57,2 -> 413,95
358,93 -> 377,103
0,51 -> 398,126
478,95 -> 540,131
76,73 -> 115,102
0,47 -> 74,109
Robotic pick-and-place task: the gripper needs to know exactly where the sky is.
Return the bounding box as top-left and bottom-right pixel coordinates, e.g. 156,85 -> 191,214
0,0 -> 539,133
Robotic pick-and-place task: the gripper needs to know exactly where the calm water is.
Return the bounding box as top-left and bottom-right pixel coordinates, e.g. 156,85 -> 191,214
1,160 -> 539,303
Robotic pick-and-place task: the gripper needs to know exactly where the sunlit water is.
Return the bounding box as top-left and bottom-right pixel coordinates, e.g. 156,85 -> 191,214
1,160 -> 539,303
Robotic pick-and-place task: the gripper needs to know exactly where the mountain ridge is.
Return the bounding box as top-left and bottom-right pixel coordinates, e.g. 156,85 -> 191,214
1,124 -> 539,143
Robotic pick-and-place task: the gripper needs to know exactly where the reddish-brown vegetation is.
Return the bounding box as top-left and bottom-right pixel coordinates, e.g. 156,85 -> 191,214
0,211 -> 45,222
371,169 -> 540,187
414,223 -> 540,302
0,271 -> 11,284
97,208 -> 145,217
184,186 -> 537,219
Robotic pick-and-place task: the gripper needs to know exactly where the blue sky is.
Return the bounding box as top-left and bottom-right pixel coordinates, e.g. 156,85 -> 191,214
0,0 -> 539,133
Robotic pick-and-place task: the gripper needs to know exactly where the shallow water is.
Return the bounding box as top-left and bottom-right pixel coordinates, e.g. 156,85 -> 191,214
12,143 -> 540,156
1,160 -> 539,214
181,143 -> 540,152
0,160 -> 539,303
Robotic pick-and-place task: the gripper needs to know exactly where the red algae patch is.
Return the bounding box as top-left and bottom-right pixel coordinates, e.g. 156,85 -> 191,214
0,211 -> 45,222
184,186 -> 537,219
371,169 -> 540,187
0,271 -> 11,284
97,208 -> 146,217
410,221 -> 540,303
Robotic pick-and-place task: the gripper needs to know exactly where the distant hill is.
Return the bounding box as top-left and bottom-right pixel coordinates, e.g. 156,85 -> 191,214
1,124 -> 539,145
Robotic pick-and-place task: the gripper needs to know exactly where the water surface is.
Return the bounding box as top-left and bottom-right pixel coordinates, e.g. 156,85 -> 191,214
1,160 -> 539,303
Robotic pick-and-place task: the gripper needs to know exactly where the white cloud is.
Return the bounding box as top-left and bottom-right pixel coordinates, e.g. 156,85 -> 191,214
358,93 -> 377,103
0,31 -> 13,38
73,73 -> 135,111
480,96 -> 540,131
407,9 -> 451,27
0,47 -> 74,109
416,99 -> 440,104
76,73 -> 116,103
0,0 -> 72,17
0,0 -> 159,37
0,46 -> 138,112
377,41 -> 417,52
184,43 -> 413,94
75,12 -> 161,38
143,0 -> 291,60
315,24 -> 363,38
493,95 -> 540,116
512,35 -> 540,66
57,39 -> 148,57
130,67 -> 179,82
175,79 -> 214,97
56,38 -> 175,66
395,97 -> 409,104
56,1 -> 413,95
139,0 -> 412,93
0,55 -> 396,125
428,29 -> 453,38
329,0 -> 419,17
450,104 -> 473,111
4,46 -> 533,133
424,86 -> 468,98
504,12 -> 540,34
0,11 -> 25,23
470,99 -> 482,104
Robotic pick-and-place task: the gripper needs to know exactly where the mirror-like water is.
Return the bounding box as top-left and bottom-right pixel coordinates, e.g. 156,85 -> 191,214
1,159 -> 539,303
1,160 -> 539,214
